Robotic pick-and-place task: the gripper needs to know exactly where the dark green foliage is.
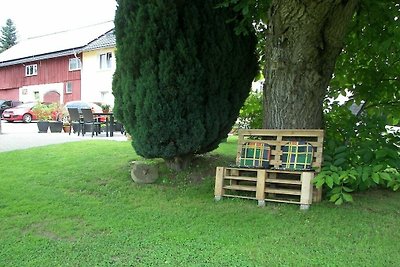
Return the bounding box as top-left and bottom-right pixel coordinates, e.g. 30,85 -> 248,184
113,0 -> 258,167
0,19 -> 17,52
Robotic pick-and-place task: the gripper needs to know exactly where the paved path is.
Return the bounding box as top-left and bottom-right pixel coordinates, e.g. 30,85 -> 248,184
0,120 -> 128,153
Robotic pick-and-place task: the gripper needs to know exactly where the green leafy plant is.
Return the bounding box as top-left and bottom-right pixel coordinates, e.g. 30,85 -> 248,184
314,104 -> 400,204
101,104 -> 110,111
237,91 -> 263,129
32,102 -> 52,121
50,103 -> 66,121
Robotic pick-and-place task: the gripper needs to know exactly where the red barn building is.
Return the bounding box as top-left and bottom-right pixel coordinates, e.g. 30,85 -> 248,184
0,21 -> 114,104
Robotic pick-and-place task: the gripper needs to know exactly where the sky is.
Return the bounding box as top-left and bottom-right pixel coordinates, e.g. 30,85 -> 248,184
0,0 -> 117,41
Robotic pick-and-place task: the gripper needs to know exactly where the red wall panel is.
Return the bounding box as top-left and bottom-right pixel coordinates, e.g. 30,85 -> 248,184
0,54 -> 82,102
63,79 -> 81,103
0,88 -> 18,99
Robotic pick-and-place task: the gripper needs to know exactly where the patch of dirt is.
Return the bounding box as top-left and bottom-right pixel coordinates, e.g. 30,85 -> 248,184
22,219 -> 84,242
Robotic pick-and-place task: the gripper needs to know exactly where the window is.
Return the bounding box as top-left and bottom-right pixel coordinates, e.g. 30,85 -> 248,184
0,101 -> 11,109
65,82 -> 73,94
69,58 -> 82,71
25,64 -> 38,76
34,91 -> 39,100
99,52 -> 112,70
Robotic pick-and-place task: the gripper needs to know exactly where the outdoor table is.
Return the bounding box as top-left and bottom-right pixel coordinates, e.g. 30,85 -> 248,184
93,112 -> 114,137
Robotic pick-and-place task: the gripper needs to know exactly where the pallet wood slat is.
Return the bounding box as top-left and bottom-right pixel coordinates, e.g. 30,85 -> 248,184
223,194 -> 257,200
265,188 -> 302,195
214,129 -> 324,209
224,185 -> 257,191
266,178 -> 302,185
264,198 -> 300,204
266,169 -> 304,174
224,176 -> 258,182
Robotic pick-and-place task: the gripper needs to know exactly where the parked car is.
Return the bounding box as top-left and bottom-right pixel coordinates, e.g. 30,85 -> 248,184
0,100 -> 23,116
1,102 -> 37,123
64,101 -> 103,113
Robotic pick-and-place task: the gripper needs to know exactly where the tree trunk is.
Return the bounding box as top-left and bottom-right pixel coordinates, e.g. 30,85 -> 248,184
263,0 -> 359,129
165,155 -> 193,171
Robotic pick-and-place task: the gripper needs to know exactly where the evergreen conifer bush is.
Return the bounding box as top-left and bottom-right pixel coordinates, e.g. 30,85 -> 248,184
113,0 -> 258,170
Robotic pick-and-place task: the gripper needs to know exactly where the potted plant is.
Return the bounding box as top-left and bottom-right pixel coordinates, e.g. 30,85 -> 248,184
48,103 -> 63,133
32,102 -> 52,133
101,104 -> 111,113
62,122 -> 71,133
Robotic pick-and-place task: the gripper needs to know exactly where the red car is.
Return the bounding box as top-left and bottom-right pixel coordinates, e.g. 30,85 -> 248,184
1,102 -> 37,123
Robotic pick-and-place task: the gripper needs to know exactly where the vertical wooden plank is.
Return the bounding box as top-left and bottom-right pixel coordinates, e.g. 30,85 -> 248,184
236,131 -> 244,164
300,172 -> 314,209
267,172 -> 277,198
312,186 -> 322,203
275,134 -> 283,169
214,167 -> 225,201
230,168 -> 239,186
256,170 -> 266,206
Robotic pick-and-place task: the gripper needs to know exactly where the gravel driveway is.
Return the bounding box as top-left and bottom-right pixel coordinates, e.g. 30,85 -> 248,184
0,120 -> 127,153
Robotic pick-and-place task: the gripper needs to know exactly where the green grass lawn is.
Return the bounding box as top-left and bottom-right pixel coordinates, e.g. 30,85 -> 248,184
0,138 -> 399,266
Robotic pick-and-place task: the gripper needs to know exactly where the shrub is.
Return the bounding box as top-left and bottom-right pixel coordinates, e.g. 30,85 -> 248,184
113,0 -> 258,170
314,104 -> 400,204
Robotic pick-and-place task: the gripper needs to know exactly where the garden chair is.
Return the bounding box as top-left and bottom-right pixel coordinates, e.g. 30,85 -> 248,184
67,108 -> 82,136
81,108 -> 103,137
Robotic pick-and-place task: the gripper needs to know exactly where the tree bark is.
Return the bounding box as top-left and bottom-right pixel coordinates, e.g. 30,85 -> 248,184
165,155 -> 193,171
263,0 -> 359,129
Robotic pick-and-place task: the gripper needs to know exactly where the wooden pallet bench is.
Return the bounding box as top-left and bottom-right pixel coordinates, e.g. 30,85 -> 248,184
214,129 -> 324,209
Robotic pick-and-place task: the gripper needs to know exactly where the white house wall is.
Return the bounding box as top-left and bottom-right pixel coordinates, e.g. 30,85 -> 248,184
19,83 -> 64,103
81,48 -> 116,106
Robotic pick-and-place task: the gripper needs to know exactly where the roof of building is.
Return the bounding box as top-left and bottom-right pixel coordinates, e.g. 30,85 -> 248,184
84,30 -> 116,51
0,21 -> 114,67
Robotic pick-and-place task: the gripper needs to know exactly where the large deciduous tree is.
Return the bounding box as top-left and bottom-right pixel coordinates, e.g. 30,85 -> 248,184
113,0 -> 258,170
0,19 -> 17,52
263,0 -> 358,129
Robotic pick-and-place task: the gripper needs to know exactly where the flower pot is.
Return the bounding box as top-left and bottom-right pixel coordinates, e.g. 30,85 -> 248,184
37,121 -> 49,133
49,121 -> 63,133
63,125 -> 71,133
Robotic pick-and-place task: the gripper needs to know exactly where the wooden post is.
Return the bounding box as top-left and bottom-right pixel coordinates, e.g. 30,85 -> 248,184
230,168 -> 239,186
313,186 -> 322,203
214,167 -> 225,201
300,172 -> 314,210
256,170 -> 266,206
